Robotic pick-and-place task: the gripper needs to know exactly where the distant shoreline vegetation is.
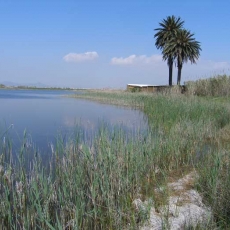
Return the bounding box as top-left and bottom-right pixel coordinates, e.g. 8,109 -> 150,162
0,84 -> 81,90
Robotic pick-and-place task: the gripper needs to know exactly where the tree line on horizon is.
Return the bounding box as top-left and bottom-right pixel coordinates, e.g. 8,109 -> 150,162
154,15 -> 201,86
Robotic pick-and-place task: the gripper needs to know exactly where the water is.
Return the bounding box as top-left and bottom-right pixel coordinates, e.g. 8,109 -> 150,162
0,89 -> 147,157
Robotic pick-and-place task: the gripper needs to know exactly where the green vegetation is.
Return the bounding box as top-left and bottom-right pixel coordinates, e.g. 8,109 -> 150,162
154,15 -> 201,85
1,75 -> 230,228
186,74 -> 230,97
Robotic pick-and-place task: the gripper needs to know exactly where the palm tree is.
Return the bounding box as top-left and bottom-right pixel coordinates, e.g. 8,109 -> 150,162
154,16 -> 184,86
163,29 -> 201,85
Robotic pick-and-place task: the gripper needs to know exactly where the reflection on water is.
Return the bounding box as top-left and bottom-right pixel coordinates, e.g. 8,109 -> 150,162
0,89 -> 148,157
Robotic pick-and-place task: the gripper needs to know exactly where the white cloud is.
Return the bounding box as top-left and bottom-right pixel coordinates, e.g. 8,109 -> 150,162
111,54 -> 162,65
63,51 -> 99,62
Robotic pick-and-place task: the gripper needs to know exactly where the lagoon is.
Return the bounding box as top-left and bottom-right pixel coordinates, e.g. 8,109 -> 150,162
0,89 -> 147,156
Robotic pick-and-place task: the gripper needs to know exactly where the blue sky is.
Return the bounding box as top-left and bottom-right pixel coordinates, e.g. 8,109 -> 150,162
0,0 -> 230,88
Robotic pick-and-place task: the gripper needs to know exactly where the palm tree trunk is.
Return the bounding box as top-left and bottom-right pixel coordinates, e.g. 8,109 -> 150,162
168,57 -> 173,86
177,64 -> 182,85
169,63 -> 173,86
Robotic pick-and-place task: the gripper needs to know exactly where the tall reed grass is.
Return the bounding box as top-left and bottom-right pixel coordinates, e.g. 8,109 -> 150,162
186,74 -> 230,96
1,85 -> 230,229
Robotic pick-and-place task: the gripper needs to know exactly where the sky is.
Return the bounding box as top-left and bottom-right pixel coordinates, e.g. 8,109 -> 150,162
0,0 -> 230,88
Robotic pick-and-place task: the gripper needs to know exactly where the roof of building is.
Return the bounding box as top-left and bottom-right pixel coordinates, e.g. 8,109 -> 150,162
127,84 -> 155,87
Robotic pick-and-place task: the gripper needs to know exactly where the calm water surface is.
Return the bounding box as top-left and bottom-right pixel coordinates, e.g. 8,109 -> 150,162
0,89 -> 147,156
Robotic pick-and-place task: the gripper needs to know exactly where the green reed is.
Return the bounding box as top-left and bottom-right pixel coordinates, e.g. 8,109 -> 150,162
1,88 -> 230,229
186,74 -> 230,97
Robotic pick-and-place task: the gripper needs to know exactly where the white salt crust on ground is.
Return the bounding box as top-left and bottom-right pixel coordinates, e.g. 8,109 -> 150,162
133,171 -> 212,230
